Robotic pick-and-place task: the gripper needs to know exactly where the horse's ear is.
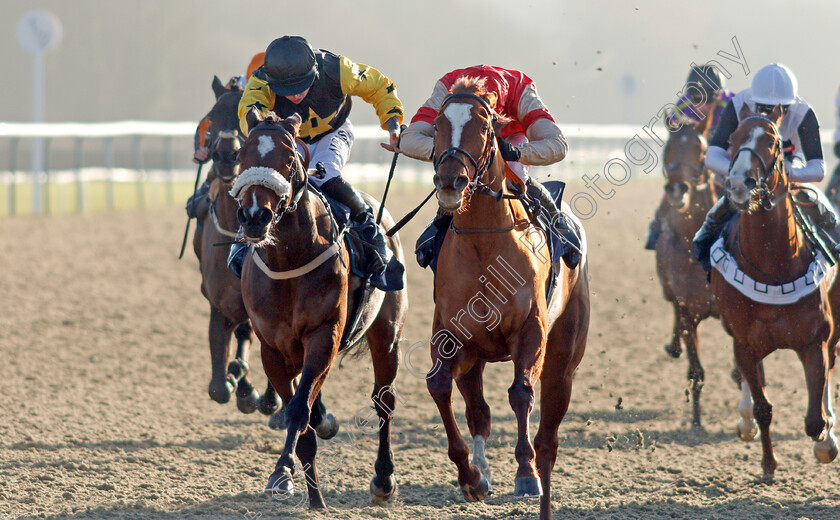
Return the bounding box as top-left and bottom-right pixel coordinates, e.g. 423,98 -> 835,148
485,91 -> 499,110
696,110 -> 714,136
767,104 -> 785,125
664,110 -> 680,132
212,75 -> 227,100
738,103 -> 754,120
246,107 -> 264,133
285,113 -> 302,136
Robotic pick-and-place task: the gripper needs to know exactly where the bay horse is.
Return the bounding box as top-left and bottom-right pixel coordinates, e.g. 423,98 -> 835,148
192,76 -> 279,416
427,78 -> 589,520
232,110 -> 407,507
714,105 -> 840,479
655,114 -> 719,428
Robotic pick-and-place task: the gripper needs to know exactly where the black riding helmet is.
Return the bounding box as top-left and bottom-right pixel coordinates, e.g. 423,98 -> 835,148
686,65 -> 725,103
263,36 -> 318,96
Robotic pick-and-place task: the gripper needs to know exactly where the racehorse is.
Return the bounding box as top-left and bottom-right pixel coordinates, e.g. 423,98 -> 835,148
232,109 -> 407,507
713,105 -> 840,479
192,76 -> 279,416
655,115 -> 718,428
427,78 -> 589,520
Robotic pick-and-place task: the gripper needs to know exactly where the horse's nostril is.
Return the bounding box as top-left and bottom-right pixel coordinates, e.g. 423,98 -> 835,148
745,178 -> 756,190
255,208 -> 272,226
453,176 -> 469,191
433,175 -> 443,190
237,207 -> 248,226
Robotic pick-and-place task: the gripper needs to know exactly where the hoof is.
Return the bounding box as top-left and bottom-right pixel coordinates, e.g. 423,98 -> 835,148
208,380 -> 234,404
258,392 -> 281,416
737,418 -> 758,442
664,342 -> 681,359
315,413 -> 339,440
236,387 -> 260,414
513,476 -> 543,498
268,406 -> 287,430
814,432 -> 839,463
370,474 -> 397,503
461,473 -> 491,502
265,468 -> 294,497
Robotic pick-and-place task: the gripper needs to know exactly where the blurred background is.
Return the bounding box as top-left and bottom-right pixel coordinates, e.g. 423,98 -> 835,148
1,0 -> 839,214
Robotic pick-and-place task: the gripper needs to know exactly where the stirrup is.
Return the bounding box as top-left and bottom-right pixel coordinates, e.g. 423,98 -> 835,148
227,242 -> 248,278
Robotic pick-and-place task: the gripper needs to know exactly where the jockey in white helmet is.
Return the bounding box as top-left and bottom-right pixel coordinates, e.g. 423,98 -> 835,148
692,63 -> 834,272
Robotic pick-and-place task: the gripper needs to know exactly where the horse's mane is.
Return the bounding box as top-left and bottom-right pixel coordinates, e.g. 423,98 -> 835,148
448,77 -> 511,124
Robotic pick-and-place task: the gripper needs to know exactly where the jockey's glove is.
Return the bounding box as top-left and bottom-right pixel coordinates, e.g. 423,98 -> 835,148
496,135 -> 521,162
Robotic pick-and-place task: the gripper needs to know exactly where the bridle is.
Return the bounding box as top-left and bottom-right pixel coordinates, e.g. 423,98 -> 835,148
251,124 -> 309,226
432,92 -> 503,201
728,115 -> 786,210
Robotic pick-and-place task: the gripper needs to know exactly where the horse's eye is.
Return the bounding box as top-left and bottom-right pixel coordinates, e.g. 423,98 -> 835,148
481,124 -> 488,132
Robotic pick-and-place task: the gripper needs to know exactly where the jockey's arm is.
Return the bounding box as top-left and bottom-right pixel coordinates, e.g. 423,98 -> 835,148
339,56 -> 403,145
398,81 -> 449,162
788,108 -> 824,183
517,84 -> 568,166
705,101 -> 737,176
237,73 -> 275,136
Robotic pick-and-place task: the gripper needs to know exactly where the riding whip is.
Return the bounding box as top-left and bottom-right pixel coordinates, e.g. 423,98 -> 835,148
376,125 -> 405,225
386,188 -> 436,237
178,162 -> 204,259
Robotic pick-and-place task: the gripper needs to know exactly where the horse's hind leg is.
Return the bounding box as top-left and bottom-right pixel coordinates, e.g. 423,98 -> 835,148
365,316 -> 403,502
258,381 -> 282,418
455,360 -> 492,494
682,311 -> 705,429
428,356 -> 489,503
207,306 -> 236,404
665,302 -> 683,358
735,344 -> 777,479
232,321 -> 260,414
798,344 -> 838,463
309,391 -> 339,440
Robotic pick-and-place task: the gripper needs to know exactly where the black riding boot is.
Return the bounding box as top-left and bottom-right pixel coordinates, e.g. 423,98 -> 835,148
320,176 -> 397,289
796,190 -> 840,256
644,204 -> 665,251
186,179 -> 211,220
415,209 -> 452,269
692,195 -> 736,272
527,178 -> 581,269
227,241 -> 248,278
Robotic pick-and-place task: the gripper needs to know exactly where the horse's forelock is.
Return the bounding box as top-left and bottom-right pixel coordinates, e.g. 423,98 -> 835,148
450,76 -> 488,97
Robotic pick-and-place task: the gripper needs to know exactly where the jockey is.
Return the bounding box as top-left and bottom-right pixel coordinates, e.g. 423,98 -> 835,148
693,63 -> 835,272
644,65 -> 734,250
393,65 -> 580,269
828,85 -> 840,197
231,36 -> 404,289
185,52 -> 265,219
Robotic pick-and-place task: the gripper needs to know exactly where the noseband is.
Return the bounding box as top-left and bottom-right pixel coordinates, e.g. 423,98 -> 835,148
728,116 -> 785,210
432,92 -> 501,200
248,124 -> 308,225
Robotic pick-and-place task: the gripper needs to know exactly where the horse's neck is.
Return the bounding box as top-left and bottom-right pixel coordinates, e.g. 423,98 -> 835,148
264,189 -> 332,268
738,196 -> 809,279
215,187 -> 239,228
451,154 -> 518,231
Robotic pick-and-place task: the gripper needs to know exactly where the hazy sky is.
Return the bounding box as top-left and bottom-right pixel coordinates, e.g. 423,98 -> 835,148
2,0 -> 839,130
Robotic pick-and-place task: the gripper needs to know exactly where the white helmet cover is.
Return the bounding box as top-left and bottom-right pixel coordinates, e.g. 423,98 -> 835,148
751,63 -> 798,105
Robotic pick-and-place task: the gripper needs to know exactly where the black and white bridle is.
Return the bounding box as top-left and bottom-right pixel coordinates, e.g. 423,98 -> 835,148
728,115 -> 786,210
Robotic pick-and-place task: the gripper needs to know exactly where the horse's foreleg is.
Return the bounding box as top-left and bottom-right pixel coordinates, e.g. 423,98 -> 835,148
665,302 -> 683,358
682,312 -> 705,429
455,360 -> 492,494
366,323 -> 401,503
509,321 -> 545,499
735,344 -> 776,479
798,344 -> 838,463
428,359 -> 488,502
231,321 -> 260,414
207,306 -> 236,404
258,382 -> 282,417
534,373 -> 574,520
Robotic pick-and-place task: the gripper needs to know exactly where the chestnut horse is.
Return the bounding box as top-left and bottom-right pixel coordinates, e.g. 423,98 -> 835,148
714,106 -> 840,479
192,76 -> 279,416
232,110 -> 407,507
427,79 -> 589,520
655,115 -> 719,428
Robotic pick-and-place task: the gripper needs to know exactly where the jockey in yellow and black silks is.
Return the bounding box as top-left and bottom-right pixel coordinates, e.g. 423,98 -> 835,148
231,36 -> 405,291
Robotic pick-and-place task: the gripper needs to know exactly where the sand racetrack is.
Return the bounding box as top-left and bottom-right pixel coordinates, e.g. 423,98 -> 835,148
2,181 -> 839,520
